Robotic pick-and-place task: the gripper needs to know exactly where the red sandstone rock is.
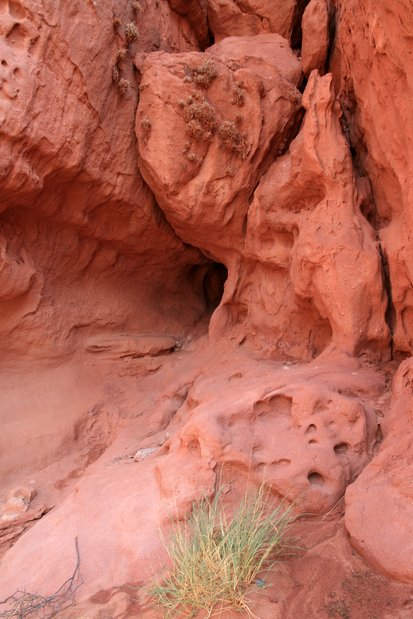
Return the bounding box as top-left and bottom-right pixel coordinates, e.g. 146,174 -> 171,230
211,71 -> 389,359
345,358 -> 413,582
0,348 -> 385,603
207,0 -> 297,42
0,0 -> 413,617
167,0 -> 209,47
1,487 -> 34,521
301,0 -> 330,76
136,34 -> 302,258
332,0 -> 413,355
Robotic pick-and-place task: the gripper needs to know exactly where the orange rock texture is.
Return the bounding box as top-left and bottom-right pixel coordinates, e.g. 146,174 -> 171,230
0,0 -> 413,617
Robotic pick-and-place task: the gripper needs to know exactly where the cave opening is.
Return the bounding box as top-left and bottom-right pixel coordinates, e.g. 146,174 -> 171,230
202,262 -> 228,312
189,261 -> 228,317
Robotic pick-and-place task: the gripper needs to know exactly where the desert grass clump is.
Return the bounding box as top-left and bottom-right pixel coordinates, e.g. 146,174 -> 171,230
151,488 -> 293,618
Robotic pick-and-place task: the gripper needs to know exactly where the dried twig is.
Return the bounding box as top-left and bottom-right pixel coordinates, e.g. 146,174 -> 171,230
0,538 -> 81,618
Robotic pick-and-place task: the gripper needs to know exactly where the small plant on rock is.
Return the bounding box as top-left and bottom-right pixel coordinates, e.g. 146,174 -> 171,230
111,65 -> 120,84
140,117 -> 152,144
132,0 -> 143,13
117,77 -> 130,95
183,94 -> 218,143
186,59 -> 218,90
116,47 -> 128,65
218,119 -> 249,160
151,487 -> 293,618
125,22 -> 139,45
232,83 -> 245,107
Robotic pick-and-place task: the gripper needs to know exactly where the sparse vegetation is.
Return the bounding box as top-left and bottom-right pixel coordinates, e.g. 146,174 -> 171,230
140,117 -> 152,144
232,83 -> 245,107
0,539 -> 81,619
151,488 -> 293,618
185,59 -> 218,90
132,0 -> 143,13
111,65 -> 120,84
117,77 -> 130,95
186,152 -> 202,164
112,5 -> 142,95
183,94 -> 218,143
218,119 -> 249,160
125,21 -> 139,45
116,48 -> 128,64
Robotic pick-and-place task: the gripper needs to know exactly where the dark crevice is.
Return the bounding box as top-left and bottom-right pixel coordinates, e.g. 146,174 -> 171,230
298,75 -> 308,94
377,237 -> 395,360
249,104 -> 305,202
205,13 -> 216,48
340,120 -> 396,358
188,262 -> 228,313
243,105 -> 306,233
291,0 -> 312,51
167,1 -> 212,50
338,85 -> 396,358
325,2 -> 337,73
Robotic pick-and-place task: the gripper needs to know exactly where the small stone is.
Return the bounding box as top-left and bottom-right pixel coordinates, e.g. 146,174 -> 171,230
134,447 -> 158,462
1,486 -> 35,520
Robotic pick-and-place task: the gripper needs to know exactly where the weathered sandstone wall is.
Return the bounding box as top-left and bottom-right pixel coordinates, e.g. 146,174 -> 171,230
0,1 -> 413,617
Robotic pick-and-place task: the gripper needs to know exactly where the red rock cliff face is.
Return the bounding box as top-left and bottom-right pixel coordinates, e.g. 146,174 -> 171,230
0,1 -> 413,617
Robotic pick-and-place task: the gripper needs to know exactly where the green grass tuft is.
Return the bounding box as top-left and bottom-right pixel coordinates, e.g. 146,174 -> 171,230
150,487 -> 294,618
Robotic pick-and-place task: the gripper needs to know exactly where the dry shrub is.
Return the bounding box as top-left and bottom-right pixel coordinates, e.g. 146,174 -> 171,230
183,96 -> 218,143
132,0 -> 143,13
111,65 -> 120,84
0,539 -> 81,619
116,48 -> 128,65
117,78 -> 130,95
125,22 -> 139,44
232,85 -> 245,107
188,59 -> 218,90
140,117 -> 152,144
218,119 -> 249,160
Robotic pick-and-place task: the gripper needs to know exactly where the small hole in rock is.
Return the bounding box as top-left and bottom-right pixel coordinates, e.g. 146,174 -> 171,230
308,439 -> 318,445
308,471 -> 324,486
186,439 -> 200,453
1,60 -> 7,66
305,424 -> 317,434
334,443 -> 349,455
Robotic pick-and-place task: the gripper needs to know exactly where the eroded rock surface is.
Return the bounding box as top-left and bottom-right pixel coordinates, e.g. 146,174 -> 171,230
207,0 -> 298,42
0,0 -> 413,617
345,358 -> 413,582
